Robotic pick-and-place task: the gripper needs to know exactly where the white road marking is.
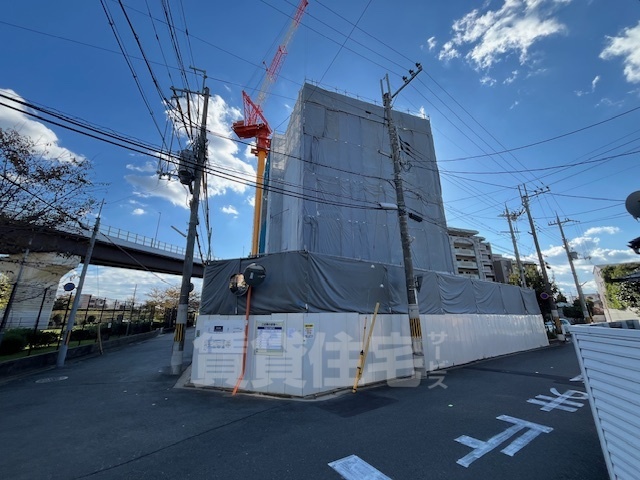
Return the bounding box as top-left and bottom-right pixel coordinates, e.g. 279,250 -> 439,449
527,388 -> 588,412
455,415 -> 553,468
328,454 -> 391,480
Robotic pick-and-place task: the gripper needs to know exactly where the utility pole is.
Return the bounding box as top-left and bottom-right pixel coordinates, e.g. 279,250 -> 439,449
170,73 -> 209,375
519,185 -> 562,336
126,284 -> 137,336
57,208 -> 102,367
550,213 -> 591,323
381,63 -> 424,371
499,205 -> 527,288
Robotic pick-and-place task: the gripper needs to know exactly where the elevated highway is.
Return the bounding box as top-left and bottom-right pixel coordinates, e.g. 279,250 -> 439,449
0,220 -> 205,277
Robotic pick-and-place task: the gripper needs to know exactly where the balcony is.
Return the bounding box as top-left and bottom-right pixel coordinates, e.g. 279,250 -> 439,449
457,261 -> 478,269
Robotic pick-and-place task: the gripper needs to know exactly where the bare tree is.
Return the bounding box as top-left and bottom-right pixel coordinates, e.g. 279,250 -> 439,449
0,128 -> 94,229
144,285 -> 200,314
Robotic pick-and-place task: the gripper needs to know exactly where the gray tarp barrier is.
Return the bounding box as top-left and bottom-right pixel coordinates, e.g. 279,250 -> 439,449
473,279 -> 507,314
200,251 -> 540,317
521,287 -> 540,314
437,273 -> 476,314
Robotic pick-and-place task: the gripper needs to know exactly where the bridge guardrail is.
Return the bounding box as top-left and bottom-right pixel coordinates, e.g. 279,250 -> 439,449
100,225 -> 187,256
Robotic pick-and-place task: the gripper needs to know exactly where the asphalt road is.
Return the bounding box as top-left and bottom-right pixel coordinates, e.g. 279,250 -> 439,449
0,330 -> 608,479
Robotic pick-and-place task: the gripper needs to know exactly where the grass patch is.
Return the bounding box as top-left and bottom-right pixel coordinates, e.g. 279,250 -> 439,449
0,339 -> 105,363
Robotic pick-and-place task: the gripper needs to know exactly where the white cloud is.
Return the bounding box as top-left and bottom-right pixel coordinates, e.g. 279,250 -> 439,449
126,161 -> 157,173
592,75 -> 601,90
504,70 -> 520,84
438,0 -> 569,75
596,97 -> 625,108
600,20 -> 640,84
520,223 -> 638,297
418,106 -> 428,119
132,208 -> 145,216
243,142 -> 255,160
58,265 -> 202,301
427,36 -> 437,51
246,195 -> 255,207
0,88 -> 85,162
583,226 -> 619,236
125,175 -> 190,208
575,74 -> 601,96
133,93 -> 257,206
480,75 -> 497,86
221,205 -> 239,216
510,100 -> 520,109
438,42 -> 460,62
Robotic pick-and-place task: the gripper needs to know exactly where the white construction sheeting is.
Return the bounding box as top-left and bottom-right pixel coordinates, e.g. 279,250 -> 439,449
263,83 -> 454,273
571,324 -> 640,480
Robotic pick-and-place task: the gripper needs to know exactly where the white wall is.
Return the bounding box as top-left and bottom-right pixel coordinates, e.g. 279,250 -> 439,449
191,312 -> 548,397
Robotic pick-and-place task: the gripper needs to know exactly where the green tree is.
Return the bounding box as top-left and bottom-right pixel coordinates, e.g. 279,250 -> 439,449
522,264 -> 559,317
600,263 -> 640,312
53,294 -> 74,310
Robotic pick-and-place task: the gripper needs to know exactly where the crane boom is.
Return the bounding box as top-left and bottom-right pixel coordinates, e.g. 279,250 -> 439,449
255,0 -> 308,108
233,0 -> 308,135
232,0 -> 308,257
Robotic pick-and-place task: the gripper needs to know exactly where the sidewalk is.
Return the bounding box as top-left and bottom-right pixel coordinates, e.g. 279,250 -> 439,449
0,331 -> 607,480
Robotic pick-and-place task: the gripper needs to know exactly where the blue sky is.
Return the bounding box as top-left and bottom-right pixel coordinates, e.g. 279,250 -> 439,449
1,0 -> 640,302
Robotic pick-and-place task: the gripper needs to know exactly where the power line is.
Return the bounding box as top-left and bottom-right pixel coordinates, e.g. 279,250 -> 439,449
439,149 -> 640,175
100,0 -> 171,149
0,99 -> 383,212
439,105 -> 640,162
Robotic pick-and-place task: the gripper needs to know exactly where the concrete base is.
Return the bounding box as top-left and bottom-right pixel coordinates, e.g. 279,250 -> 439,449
0,252 -> 79,330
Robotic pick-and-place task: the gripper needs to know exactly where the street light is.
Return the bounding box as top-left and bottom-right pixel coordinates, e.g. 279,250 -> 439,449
153,211 -> 162,247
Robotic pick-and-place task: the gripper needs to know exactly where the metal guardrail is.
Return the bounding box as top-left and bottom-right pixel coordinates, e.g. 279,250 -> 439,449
100,225 -> 187,256
9,219 -> 199,260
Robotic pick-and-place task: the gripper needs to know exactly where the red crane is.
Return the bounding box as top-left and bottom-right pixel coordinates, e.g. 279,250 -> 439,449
233,0 -> 308,256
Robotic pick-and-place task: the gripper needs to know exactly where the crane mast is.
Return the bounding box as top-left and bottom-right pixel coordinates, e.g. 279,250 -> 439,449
232,0 -> 308,256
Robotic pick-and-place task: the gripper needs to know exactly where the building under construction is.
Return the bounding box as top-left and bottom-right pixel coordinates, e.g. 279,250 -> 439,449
191,84 -> 546,397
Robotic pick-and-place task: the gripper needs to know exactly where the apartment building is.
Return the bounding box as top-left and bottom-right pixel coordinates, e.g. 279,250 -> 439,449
448,227 -> 496,281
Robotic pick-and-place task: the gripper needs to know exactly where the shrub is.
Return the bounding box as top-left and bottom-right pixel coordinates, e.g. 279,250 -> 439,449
28,330 -> 58,348
70,326 -> 97,342
110,322 -> 126,336
0,329 -> 29,355
129,322 -> 152,335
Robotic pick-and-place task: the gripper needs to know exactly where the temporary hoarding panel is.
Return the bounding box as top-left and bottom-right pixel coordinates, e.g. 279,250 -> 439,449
571,324 -> 640,480
191,311 -> 548,397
